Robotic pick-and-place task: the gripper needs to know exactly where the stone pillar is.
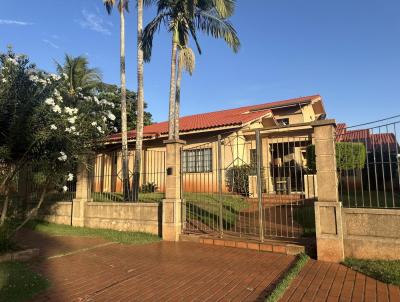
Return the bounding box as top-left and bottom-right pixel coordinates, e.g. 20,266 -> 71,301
72,157 -> 92,227
162,139 -> 185,241
312,120 -> 344,263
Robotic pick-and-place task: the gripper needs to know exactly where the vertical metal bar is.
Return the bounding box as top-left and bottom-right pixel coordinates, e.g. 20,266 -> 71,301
256,130 -> 264,242
386,124 -> 395,208
218,135 -> 223,238
378,127 -> 387,208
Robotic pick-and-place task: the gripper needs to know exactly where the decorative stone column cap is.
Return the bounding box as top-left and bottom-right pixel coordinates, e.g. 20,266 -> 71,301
311,119 -> 336,127
163,138 -> 186,145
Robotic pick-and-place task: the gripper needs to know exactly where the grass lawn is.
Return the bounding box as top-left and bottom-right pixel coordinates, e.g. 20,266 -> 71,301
184,193 -> 248,229
92,191 -> 165,203
0,261 -> 49,302
27,221 -> 161,245
343,258 -> 400,285
265,253 -> 309,302
340,190 -> 400,208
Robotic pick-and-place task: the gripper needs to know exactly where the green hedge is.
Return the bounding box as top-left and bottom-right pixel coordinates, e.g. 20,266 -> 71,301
306,142 -> 366,172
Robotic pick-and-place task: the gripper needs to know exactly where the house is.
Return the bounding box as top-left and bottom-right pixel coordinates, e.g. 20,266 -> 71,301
335,123 -> 400,192
92,95 -> 327,198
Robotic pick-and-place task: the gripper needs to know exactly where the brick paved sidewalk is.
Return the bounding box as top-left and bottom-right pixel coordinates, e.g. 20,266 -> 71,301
19,230 -> 294,301
17,230 -> 400,301
280,259 -> 400,302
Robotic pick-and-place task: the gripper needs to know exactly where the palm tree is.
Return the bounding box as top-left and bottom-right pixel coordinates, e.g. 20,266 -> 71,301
56,54 -> 101,97
142,0 -> 240,140
132,0 -> 144,201
104,0 -> 131,201
174,46 -> 195,138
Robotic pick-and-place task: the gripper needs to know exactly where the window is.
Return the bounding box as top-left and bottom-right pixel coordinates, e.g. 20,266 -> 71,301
276,118 -> 289,126
182,148 -> 212,173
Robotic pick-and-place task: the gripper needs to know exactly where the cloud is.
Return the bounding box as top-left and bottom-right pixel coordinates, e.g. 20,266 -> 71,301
0,19 -> 33,26
43,39 -> 59,49
77,10 -> 112,35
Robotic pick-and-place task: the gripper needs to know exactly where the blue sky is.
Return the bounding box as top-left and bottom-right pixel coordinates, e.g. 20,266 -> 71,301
1,0 -> 399,125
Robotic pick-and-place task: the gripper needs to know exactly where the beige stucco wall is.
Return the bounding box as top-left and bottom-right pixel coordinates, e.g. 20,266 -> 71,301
342,208 -> 400,260
37,201 -> 161,236
85,202 -> 161,235
39,201 -> 72,225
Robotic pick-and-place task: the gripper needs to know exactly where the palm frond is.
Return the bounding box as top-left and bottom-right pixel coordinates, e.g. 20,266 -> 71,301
103,0 -> 116,14
195,9 -> 240,52
212,0 -> 235,18
141,12 -> 167,62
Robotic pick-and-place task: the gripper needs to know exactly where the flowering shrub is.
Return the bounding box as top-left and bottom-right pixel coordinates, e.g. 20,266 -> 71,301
0,47 -> 116,216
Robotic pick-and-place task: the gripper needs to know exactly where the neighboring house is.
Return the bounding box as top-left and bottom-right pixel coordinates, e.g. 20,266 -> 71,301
335,123 -> 400,191
93,95 -> 326,196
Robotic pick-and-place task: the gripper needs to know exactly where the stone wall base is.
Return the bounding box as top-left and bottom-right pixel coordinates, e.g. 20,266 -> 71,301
342,208 -> 400,260
315,201 -> 344,262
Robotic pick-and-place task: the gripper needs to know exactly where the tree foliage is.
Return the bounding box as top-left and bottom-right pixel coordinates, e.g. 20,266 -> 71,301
97,82 -> 152,132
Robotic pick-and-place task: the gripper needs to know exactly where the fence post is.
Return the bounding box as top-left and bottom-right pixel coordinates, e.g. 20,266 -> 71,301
312,120 -> 344,263
163,139 -> 185,241
72,154 -> 92,227
218,135 -> 223,238
256,130 -> 265,242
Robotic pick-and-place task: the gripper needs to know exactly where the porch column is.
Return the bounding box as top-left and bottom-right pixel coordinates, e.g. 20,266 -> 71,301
162,139 -> 185,241
312,120 -> 344,263
72,155 -> 93,227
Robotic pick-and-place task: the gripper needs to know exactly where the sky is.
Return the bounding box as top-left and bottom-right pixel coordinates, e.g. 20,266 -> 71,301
1,0 -> 400,126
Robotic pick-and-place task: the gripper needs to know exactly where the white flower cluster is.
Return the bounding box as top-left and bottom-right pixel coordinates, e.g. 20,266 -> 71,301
68,116 -> 77,124
50,74 -> 61,81
52,105 -> 62,113
97,126 -> 105,134
50,124 -> 57,130
65,107 -> 78,116
6,57 -> 18,65
107,111 -> 116,121
58,151 -> 67,161
45,98 -> 55,106
53,89 -> 63,102
65,126 -> 76,133
67,173 -> 74,181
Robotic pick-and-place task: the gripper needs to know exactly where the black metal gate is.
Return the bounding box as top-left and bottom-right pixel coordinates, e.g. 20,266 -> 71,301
181,129 -> 316,242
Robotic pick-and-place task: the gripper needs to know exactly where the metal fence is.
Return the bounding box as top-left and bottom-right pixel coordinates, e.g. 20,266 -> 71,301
336,118 -> 400,208
91,149 -> 166,203
182,129 -> 316,242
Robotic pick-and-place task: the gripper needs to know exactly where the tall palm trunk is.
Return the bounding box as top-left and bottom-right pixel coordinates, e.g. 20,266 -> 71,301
174,53 -> 182,139
168,30 -> 178,140
133,0 -> 145,202
120,2 -> 130,201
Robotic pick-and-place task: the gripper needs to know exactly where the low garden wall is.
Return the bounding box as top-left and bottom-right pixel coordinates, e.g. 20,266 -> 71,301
38,201 -> 72,226
342,207 -> 400,260
38,201 -> 161,236
84,202 -> 161,236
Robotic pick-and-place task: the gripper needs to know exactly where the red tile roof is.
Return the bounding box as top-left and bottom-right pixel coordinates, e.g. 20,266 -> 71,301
109,95 -> 322,142
336,123 -> 399,151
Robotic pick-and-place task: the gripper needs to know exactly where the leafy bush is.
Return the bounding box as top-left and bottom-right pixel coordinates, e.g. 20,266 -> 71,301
306,142 -> 367,172
141,182 -> 158,193
225,164 -> 251,196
